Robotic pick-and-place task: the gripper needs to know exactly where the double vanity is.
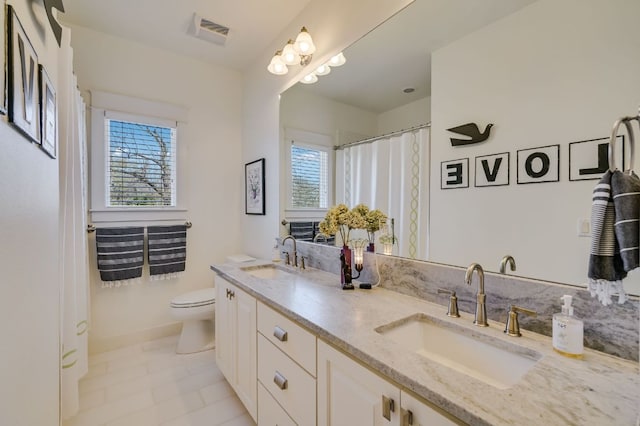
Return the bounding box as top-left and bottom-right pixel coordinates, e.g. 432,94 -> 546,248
210,258 -> 639,425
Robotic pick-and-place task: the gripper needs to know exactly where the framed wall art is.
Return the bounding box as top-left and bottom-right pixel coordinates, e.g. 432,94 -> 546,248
245,158 -> 265,215
39,65 -> 56,158
0,2 -> 7,115
7,5 -> 40,143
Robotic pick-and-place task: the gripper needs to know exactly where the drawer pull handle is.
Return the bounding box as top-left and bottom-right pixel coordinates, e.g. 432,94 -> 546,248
401,408 -> 414,425
273,371 -> 288,390
382,395 -> 395,421
273,326 -> 288,342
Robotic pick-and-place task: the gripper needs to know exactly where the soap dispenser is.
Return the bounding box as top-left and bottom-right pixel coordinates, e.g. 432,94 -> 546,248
552,295 -> 584,358
272,238 -> 281,262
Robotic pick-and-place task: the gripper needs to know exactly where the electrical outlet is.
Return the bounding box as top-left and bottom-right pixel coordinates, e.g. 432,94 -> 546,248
577,218 -> 590,237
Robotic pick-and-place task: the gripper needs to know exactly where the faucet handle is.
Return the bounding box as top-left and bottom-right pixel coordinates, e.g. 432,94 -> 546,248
437,288 -> 460,318
282,251 -> 290,266
504,305 -> 537,337
300,256 -> 306,270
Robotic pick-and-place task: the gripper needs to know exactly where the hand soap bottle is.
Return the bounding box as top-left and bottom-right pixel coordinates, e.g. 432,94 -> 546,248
552,295 -> 583,359
272,238 -> 281,262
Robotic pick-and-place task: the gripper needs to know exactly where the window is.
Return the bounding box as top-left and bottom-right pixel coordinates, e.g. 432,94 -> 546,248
89,91 -> 188,224
290,144 -> 329,209
106,119 -> 177,207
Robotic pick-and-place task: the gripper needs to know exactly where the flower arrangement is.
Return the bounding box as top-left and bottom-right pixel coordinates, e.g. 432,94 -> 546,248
319,203 -> 367,246
319,203 -> 387,247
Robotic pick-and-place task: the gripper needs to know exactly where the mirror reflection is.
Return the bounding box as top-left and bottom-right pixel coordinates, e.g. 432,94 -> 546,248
280,0 -> 640,295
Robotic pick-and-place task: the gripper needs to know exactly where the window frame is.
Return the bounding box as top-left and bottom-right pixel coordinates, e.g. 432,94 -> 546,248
89,91 -> 188,224
284,128 -> 334,219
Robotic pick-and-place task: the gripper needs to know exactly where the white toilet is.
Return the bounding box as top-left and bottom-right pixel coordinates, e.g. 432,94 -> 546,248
169,288 -> 216,354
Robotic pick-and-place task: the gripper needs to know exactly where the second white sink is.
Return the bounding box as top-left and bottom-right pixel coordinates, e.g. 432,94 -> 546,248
375,313 -> 541,389
241,264 -> 297,280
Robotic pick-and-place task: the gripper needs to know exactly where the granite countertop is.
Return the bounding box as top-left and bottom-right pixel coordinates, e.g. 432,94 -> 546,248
211,260 -> 639,426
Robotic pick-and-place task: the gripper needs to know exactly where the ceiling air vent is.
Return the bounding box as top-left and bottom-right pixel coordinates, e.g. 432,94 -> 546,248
190,13 -> 230,46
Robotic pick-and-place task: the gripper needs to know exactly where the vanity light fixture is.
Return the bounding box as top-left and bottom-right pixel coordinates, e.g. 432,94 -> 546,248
267,50 -> 288,75
281,40 -> 301,66
300,73 -> 318,84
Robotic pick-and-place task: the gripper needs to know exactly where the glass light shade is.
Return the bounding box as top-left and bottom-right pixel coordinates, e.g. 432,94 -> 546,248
353,246 -> 364,268
293,27 -> 316,55
315,64 -> 331,76
328,52 -> 346,67
267,52 -> 288,75
300,73 -> 318,84
281,41 -> 300,66
383,242 -> 393,255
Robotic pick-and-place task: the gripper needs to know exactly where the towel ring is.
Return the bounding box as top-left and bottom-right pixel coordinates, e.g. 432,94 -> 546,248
608,116 -> 636,172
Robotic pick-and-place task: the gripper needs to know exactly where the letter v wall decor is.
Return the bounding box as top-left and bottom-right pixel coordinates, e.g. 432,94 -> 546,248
7,6 -> 40,144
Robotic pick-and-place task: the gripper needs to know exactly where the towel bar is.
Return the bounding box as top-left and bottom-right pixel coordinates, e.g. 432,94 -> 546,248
608,109 -> 639,173
87,221 -> 192,233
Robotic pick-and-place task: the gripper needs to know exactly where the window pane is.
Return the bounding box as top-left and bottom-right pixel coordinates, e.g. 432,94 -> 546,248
291,145 -> 328,208
107,119 -> 177,207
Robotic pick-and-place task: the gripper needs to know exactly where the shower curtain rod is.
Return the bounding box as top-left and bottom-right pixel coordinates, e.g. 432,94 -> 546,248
334,122 -> 431,150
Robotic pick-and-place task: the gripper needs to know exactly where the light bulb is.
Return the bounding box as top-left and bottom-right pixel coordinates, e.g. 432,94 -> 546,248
267,51 -> 288,75
281,40 -> 300,66
328,52 -> 346,67
315,64 -> 331,76
300,73 -> 318,84
293,27 -> 316,55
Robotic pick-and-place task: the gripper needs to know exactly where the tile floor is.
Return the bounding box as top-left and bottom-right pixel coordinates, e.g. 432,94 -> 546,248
63,335 -> 255,426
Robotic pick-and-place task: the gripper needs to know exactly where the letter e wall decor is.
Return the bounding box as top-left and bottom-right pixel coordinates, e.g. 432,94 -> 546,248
441,158 -> 469,189
517,144 -> 559,184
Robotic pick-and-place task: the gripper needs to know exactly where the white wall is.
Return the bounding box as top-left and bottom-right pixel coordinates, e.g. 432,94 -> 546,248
0,1 -> 61,425
429,0 -> 640,292
377,96 -> 430,135
68,25 -> 244,351
242,0 -> 413,260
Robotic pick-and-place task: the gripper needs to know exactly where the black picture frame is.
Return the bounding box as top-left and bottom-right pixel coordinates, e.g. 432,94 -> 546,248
568,136 -> 624,181
39,64 -> 56,158
516,144 -> 560,185
245,158 -> 265,215
475,152 -> 510,187
7,6 -> 40,143
0,2 -> 7,115
440,157 -> 469,190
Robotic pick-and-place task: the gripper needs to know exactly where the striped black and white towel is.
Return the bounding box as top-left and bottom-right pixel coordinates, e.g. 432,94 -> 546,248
588,170 -> 640,305
95,227 -> 144,286
147,225 -> 187,279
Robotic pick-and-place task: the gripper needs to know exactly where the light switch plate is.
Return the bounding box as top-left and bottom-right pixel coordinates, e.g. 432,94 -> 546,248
577,218 -> 590,237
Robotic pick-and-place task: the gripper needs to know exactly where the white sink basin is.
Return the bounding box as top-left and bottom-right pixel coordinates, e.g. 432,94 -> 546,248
241,264 -> 297,280
375,313 -> 541,389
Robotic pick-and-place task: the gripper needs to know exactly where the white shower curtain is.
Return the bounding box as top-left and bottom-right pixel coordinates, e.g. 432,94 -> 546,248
337,128 -> 430,259
59,27 -> 90,420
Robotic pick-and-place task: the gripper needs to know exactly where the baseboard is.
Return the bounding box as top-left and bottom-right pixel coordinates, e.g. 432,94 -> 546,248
89,322 -> 182,354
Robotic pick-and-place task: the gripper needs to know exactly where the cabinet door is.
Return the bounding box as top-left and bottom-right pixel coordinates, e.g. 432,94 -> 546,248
400,391 -> 461,426
258,382 -> 297,426
214,277 -> 234,382
233,283 -> 257,420
318,340 -> 401,426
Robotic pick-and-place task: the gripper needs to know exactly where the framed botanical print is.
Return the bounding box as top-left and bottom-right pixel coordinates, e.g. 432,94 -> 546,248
39,65 -> 56,158
7,6 -> 40,143
245,158 -> 265,215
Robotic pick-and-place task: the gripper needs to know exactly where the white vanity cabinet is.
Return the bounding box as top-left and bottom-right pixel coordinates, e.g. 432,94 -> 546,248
257,302 -> 317,426
214,276 -> 257,422
318,340 -> 461,426
318,340 -> 401,425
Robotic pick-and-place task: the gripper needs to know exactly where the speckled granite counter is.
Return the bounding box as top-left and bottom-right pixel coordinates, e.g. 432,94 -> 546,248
211,260 -> 639,426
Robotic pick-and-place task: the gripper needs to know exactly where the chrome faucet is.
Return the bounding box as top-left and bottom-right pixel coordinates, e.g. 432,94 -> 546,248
465,263 -> 488,327
499,255 -> 516,274
282,235 -> 298,268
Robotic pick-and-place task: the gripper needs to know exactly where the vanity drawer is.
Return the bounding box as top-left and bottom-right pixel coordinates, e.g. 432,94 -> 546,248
258,382 -> 296,426
257,301 -> 316,376
258,334 -> 316,426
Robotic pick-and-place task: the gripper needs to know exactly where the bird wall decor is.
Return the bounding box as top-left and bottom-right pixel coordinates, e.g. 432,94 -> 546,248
447,123 -> 493,146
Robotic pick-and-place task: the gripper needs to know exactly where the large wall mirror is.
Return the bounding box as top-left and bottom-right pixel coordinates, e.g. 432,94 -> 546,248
280,0 -> 640,296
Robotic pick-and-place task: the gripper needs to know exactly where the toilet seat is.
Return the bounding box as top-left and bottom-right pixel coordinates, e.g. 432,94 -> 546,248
170,288 -> 215,308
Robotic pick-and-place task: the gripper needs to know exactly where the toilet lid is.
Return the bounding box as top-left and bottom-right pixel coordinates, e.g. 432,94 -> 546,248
170,288 -> 216,308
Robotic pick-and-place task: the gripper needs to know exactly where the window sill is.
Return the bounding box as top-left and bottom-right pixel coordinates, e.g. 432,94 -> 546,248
90,208 -> 188,224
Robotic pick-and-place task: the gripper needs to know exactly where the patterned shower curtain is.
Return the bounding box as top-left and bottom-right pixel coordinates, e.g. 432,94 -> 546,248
336,128 -> 430,259
59,26 -> 90,420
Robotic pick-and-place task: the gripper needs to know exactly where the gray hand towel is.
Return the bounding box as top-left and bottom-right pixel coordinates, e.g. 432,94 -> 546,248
147,225 -> 187,277
611,170 -> 640,272
95,227 -> 145,282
